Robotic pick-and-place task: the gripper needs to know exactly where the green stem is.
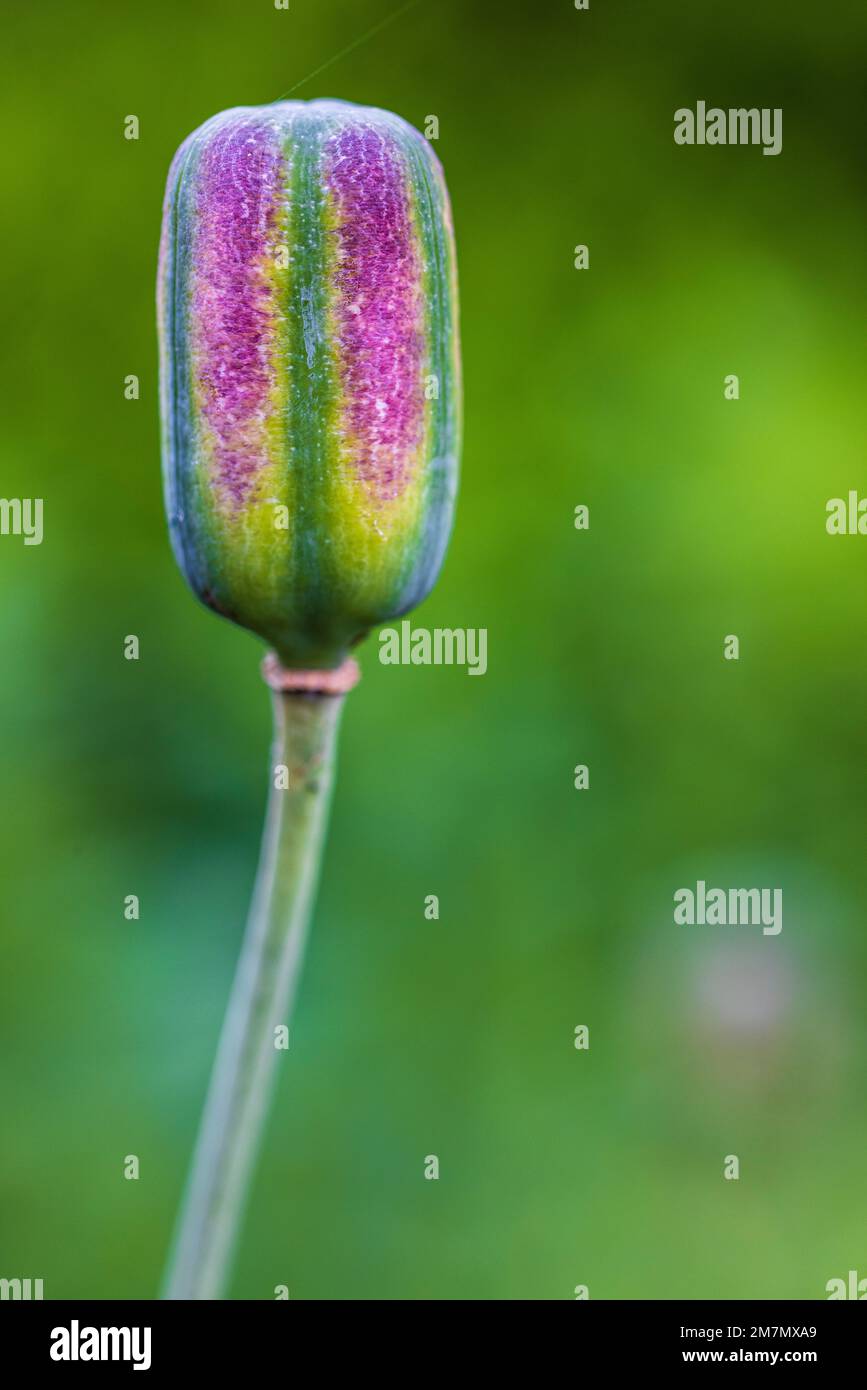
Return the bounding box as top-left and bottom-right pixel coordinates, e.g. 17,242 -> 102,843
162,687 -> 346,1300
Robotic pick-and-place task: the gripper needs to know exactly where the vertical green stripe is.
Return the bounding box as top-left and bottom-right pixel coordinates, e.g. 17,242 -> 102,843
283,112 -> 342,658
399,137 -> 460,612
164,136 -> 206,599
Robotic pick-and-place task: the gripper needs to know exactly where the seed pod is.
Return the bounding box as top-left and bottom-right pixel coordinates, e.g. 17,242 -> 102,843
157,99 -> 461,671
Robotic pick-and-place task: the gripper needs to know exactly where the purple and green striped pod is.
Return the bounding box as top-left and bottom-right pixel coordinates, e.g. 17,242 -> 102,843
158,99 -> 460,670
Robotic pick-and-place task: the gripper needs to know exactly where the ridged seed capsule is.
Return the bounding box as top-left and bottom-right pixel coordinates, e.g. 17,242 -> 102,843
158,98 -> 461,671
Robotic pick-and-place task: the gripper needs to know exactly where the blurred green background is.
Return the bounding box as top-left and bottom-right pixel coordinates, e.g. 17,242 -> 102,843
1,0 -> 865,1300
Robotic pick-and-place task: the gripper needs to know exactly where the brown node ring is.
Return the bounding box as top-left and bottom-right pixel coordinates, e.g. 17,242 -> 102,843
261,651 -> 361,696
